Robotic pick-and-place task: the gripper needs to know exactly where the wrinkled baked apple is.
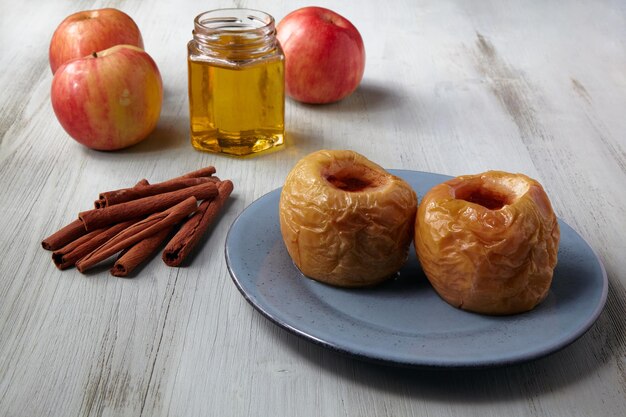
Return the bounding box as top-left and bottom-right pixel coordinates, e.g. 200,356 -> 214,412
415,171 -> 560,315
279,150 -> 418,287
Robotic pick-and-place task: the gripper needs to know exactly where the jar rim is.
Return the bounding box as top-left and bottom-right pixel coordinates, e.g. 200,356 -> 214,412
194,8 -> 275,33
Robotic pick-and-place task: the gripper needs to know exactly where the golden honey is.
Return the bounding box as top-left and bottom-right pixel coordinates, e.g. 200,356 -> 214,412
187,9 -> 285,156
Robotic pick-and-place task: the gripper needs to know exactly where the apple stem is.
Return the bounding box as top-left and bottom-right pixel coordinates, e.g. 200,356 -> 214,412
92,52 -> 98,58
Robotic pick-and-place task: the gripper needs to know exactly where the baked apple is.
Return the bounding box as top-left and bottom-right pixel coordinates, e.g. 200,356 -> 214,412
415,171 -> 560,315
279,150 -> 417,287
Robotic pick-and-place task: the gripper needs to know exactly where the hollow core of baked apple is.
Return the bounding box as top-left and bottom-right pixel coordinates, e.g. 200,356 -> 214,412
322,159 -> 387,191
279,150 -> 418,288
415,171 -> 560,315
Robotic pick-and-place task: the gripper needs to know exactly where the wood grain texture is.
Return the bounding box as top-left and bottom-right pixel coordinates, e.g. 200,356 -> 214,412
1,0 -> 625,416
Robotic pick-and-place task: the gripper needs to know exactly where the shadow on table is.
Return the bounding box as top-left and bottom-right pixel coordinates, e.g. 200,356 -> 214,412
344,82 -> 403,113
288,81 -> 402,114
263,282 -> 626,403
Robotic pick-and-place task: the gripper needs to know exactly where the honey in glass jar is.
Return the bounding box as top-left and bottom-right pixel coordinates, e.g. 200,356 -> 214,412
187,9 -> 285,156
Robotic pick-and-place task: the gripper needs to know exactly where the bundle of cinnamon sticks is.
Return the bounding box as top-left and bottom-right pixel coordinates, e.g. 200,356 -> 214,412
41,166 -> 234,277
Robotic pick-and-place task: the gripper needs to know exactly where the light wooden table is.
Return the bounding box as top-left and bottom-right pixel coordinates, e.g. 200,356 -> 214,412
1,0 -> 625,416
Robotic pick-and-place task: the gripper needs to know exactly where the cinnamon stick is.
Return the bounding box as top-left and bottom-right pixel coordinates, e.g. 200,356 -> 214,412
163,180 -> 234,267
176,166 -> 216,180
96,177 -> 216,208
76,197 -> 198,273
52,220 -> 135,270
95,179 -> 150,208
42,219 -> 87,251
111,226 -> 174,277
79,181 -> 218,231
45,178 -> 151,248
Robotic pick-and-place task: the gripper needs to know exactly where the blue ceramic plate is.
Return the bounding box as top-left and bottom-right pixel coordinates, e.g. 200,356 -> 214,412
225,170 -> 608,368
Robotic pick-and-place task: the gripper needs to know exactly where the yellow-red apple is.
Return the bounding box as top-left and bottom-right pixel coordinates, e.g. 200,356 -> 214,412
51,45 -> 163,151
276,7 -> 365,104
49,8 -> 144,74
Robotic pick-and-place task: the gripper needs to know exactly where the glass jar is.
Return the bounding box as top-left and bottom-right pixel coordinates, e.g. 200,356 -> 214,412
187,8 -> 285,156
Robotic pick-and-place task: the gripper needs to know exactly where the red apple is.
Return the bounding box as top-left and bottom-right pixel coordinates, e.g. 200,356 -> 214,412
51,45 -> 163,151
49,8 -> 144,74
276,7 -> 365,104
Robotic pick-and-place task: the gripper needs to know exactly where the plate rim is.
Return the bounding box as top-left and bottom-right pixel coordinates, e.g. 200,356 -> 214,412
225,169 -> 609,369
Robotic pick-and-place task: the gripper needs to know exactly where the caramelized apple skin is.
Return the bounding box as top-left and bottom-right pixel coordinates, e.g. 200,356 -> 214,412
415,171 -> 560,315
279,150 -> 417,287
